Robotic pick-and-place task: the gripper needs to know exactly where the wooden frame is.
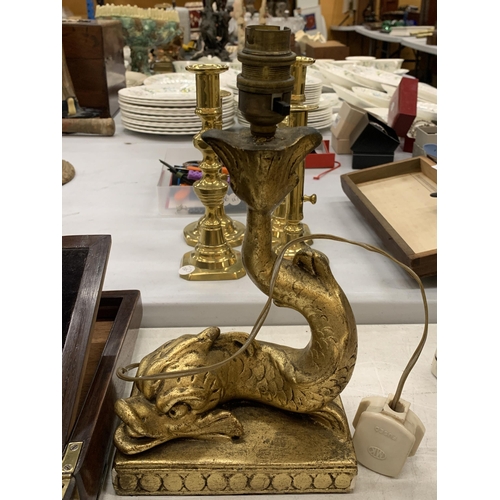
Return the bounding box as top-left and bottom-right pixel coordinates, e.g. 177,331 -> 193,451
62,235 -> 111,449
66,290 -> 142,500
340,156 -> 437,277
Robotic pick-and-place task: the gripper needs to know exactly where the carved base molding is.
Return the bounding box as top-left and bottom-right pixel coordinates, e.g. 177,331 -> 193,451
113,401 -> 357,495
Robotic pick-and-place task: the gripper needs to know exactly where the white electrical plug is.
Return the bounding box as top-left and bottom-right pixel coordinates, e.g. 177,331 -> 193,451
352,394 -> 425,477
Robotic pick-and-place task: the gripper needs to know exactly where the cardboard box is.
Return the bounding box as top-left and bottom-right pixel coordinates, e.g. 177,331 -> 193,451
387,77 -> 418,137
349,112 -> 400,169
305,40 -> 349,60
340,156 -> 437,277
330,102 -> 366,154
412,124 -> 437,157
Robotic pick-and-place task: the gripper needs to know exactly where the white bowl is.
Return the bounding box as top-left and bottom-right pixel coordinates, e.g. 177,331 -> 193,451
374,58 -> 404,72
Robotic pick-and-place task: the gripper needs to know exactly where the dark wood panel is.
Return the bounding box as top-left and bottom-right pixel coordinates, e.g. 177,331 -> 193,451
62,235 -> 111,450
69,290 -> 142,500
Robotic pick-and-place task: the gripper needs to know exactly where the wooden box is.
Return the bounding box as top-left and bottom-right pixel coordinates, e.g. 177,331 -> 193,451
340,157 -> 437,277
305,40 -> 349,60
62,235 -> 142,500
62,19 -> 126,118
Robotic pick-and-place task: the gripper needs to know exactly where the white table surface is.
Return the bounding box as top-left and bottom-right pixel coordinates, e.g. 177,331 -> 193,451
354,25 -> 404,43
330,24 -> 357,32
400,36 -> 437,56
100,323 -> 437,499
62,113 -> 436,328
353,26 -> 437,56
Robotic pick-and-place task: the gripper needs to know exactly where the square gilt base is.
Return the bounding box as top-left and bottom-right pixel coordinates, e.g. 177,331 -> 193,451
113,400 -> 357,495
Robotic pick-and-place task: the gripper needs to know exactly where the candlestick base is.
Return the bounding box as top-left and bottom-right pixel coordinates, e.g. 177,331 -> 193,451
113,400 -> 356,495
183,215 -> 245,248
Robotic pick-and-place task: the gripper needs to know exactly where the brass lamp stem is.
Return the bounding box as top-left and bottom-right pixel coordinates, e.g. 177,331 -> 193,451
272,56 -> 318,258
180,64 -> 245,281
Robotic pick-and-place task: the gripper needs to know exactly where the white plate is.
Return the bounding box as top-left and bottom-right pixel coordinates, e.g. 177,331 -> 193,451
307,67 -> 334,90
118,93 -> 234,108
122,118 -> 235,135
331,84 -> 374,109
119,101 -> 234,117
120,81 -> 234,102
365,108 -> 389,123
121,109 -> 235,125
416,100 -> 437,121
380,83 -> 437,111
143,73 -> 195,86
308,111 -> 334,123
351,87 -> 391,108
418,83 -> 437,104
316,93 -> 341,109
347,67 -> 403,91
381,84 -> 397,96
311,118 -> 334,130
321,65 -> 367,90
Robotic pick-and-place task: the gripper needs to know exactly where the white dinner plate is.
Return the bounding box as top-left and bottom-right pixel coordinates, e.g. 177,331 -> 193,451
416,100 -> 437,121
381,84 -> 397,96
121,109 -> 235,126
118,92 -> 234,108
351,86 -> 392,108
347,67 -> 404,91
119,100 -> 234,117
365,108 -> 389,123
122,118 -> 235,135
418,83 -> 437,104
331,84 -> 374,109
143,72 -> 195,86
321,65 -> 366,90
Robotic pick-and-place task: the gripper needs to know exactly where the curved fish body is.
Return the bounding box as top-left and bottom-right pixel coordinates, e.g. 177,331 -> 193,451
115,127 -> 357,455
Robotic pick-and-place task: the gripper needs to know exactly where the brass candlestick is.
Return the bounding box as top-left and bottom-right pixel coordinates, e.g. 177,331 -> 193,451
272,56 -> 318,258
179,64 -> 245,281
113,26 -> 357,495
183,87 -> 245,248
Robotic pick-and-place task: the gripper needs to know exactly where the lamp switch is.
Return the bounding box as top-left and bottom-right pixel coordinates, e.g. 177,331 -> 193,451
352,395 -> 425,477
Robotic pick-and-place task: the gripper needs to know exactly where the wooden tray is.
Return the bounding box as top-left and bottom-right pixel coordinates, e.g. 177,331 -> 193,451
63,290 -> 142,500
340,156 -> 437,277
63,235 -> 111,449
62,235 -> 143,500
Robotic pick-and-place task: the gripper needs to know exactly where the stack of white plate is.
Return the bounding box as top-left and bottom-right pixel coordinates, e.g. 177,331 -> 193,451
118,73 -> 235,135
306,94 -> 341,129
235,93 -> 340,130
303,76 -> 323,105
224,69 -> 323,106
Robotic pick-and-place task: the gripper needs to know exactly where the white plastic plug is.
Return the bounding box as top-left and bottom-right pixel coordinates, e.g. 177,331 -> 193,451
352,394 -> 425,477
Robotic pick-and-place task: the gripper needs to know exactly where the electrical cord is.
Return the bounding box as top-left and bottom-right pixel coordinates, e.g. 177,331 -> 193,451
117,233 -> 428,412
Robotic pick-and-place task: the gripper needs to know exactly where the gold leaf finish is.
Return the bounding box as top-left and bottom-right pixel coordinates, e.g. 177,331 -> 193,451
113,25 -> 358,494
